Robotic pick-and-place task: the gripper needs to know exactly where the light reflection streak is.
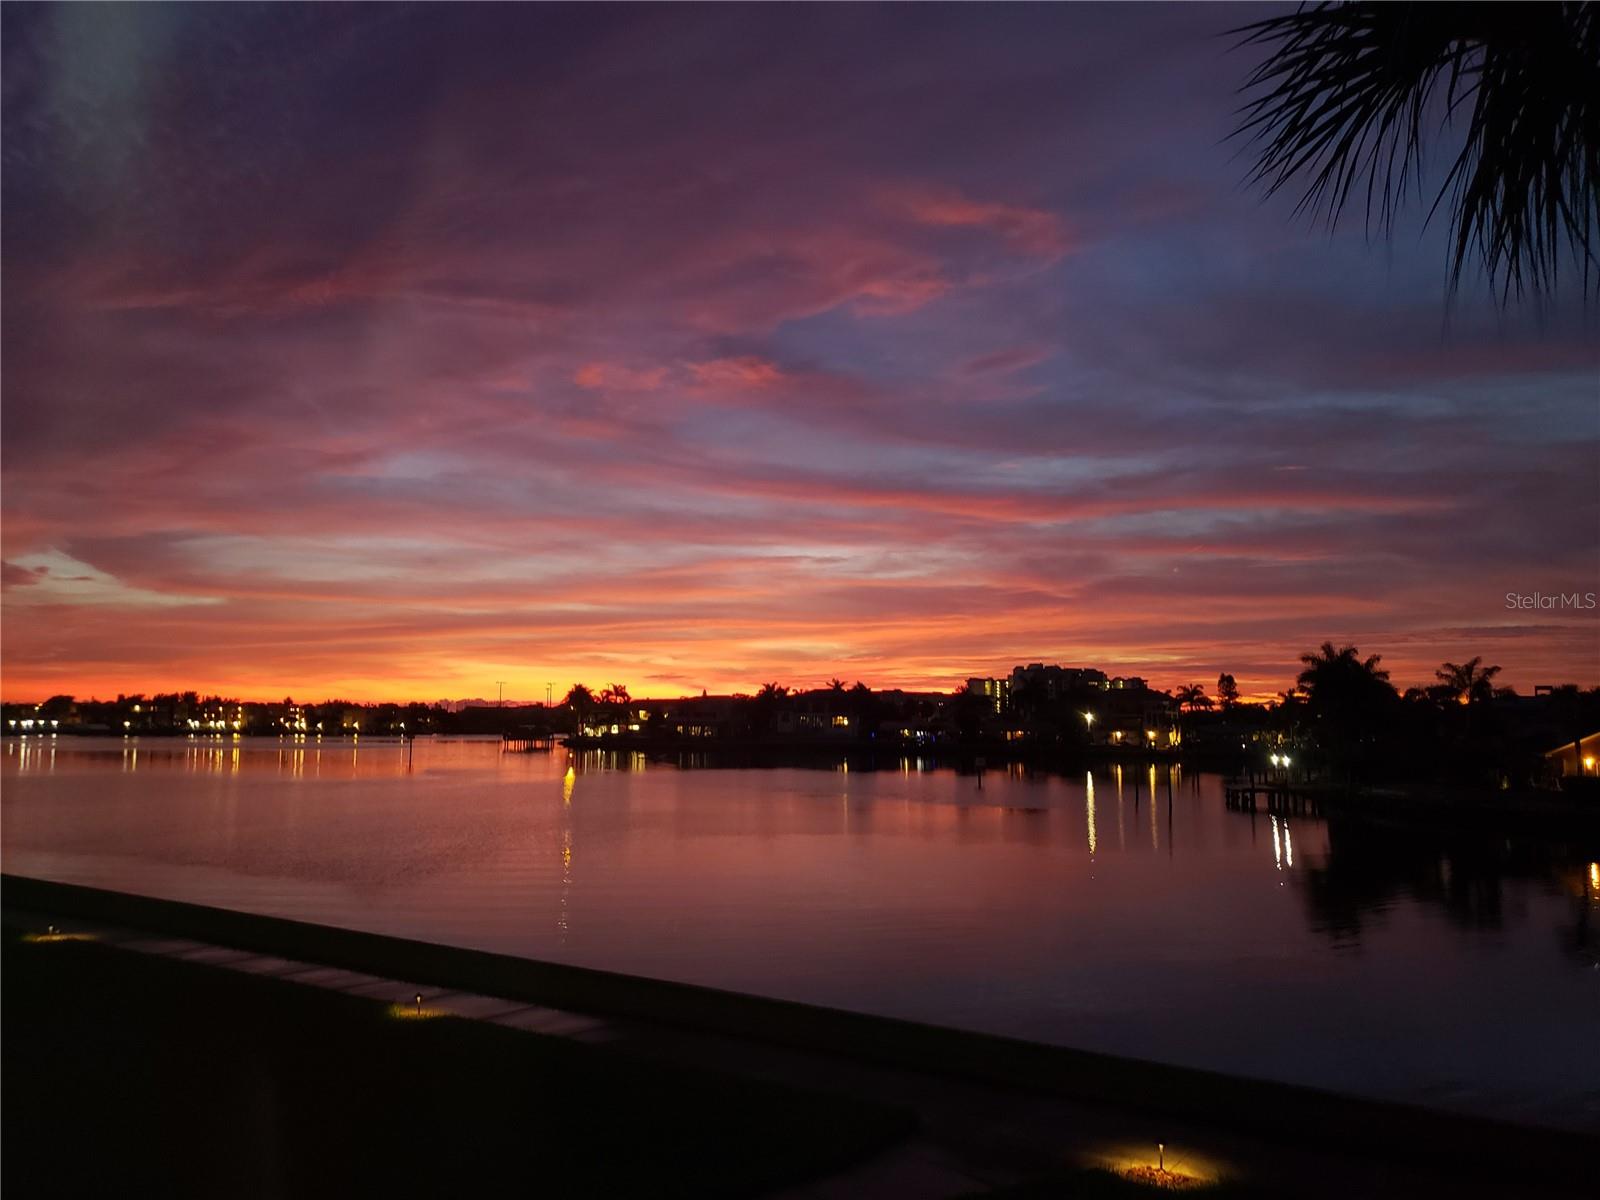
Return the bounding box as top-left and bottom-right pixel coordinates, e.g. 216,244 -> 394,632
558,821 -> 573,944
1114,764 -> 1126,851
556,751 -> 575,943
1084,769 -> 1097,857
1148,764 -> 1158,852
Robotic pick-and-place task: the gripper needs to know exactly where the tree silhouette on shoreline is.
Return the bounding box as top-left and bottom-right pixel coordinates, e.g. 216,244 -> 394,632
1217,673 -> 1240,710
1174,683 -> 1213,745
1297,643 -> 1398,779
563,683 -> 594,731
1435,656 -> 1502,705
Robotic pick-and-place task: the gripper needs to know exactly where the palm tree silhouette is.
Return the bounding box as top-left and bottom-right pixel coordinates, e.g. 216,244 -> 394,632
1432,656 -> 1504,774
1234,2 -> 1600,302
1173,683 -> 1213,744
596,683 -> 632,728
563,683 -> 594,732
1296,642 -> 1397,780
751,682 -> 789,737
1297,642 -> 1391,700
1434,656 -> 1502,704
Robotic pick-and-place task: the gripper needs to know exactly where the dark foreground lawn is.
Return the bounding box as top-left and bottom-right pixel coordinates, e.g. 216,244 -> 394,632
967,1167 -> 1267,1198
2,929 -> 914,1199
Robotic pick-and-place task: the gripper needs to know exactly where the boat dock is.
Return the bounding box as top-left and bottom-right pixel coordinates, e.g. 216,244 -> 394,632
502,730 -> 556,751
1223,777 -> 1326,816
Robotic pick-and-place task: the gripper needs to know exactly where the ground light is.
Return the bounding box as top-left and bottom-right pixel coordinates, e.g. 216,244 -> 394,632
1087,1139 -> 1229,1191
387,993 -> 446,1021
22,924 -> 97,944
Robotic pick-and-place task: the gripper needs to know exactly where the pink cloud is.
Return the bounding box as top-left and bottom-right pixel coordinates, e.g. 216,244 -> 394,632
887,186 -> 1073,260
3,4 -> 1593,706
685,356 -> 783,389
573,362 -> 669,392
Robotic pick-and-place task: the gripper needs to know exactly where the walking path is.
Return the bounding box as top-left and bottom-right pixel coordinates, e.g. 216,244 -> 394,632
11,907 -> 991,1197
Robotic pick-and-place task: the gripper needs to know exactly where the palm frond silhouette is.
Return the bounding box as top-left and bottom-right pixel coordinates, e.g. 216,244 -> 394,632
1234,2 -> 1600,303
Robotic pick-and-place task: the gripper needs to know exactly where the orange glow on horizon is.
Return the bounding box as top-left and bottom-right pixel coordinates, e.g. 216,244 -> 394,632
0,647 -> 1580,708
2,7 -> 1592,712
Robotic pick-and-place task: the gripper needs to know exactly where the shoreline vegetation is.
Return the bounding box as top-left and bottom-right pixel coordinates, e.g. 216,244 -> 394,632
7,645 -> 1597,827
4,875 -> 1594,1198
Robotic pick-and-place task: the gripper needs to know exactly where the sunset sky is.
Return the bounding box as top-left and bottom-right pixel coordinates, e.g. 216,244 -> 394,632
3,3 -> 1596,703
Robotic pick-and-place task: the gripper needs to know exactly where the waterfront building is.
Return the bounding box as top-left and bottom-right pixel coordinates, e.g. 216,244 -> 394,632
965,677 -> 1010,714
1008,663 -> 1109,701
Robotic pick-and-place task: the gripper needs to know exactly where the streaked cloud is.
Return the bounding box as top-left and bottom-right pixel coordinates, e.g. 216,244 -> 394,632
1,3 -> 1594,701
3,550 -> 220,609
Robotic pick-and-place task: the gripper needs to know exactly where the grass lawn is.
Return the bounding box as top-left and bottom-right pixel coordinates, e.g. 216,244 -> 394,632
2,928 -> 914,1199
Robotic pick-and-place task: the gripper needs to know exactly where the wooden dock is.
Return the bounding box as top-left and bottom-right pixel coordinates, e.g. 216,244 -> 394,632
502,730 -> 556,751
1223,778 -> 1326,816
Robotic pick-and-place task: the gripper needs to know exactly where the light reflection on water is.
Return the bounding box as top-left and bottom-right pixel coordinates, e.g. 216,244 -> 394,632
3,734 -> 1597,1131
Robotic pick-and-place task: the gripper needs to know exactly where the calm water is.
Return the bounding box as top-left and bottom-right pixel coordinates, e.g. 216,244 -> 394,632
4,736 -> 1597,1130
